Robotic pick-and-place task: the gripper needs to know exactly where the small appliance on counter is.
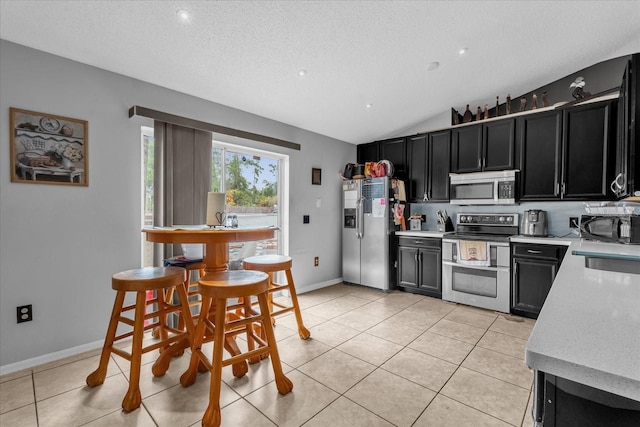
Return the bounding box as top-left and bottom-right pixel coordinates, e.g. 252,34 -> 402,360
409,214 -> 424,230
522,209 -> 548,237
580,215 -> 640,244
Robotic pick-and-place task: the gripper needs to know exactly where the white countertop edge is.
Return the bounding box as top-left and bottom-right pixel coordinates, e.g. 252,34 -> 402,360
525,348 -> 640,402
510,235 -> 578,245
525,240 -> 640,401
396,230 -> 454,238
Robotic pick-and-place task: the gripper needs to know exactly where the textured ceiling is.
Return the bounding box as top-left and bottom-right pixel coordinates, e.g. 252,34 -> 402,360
1,1 -> 640,144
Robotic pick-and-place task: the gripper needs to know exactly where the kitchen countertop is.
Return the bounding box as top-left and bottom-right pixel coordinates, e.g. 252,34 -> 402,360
396,230 -> 454,238
510,234 -> 579,246
525,240 -> 640,401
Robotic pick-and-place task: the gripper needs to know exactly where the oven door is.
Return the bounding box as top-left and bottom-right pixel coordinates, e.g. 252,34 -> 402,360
442,240 -> 511,313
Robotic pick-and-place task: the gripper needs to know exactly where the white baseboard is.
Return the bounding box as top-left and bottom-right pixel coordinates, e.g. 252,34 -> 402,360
0,279 -> 343,376
0,339 -> 105,376
296,278 -> 343,294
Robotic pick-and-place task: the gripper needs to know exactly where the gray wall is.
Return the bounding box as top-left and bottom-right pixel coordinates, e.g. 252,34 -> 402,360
0,40 -> 354,371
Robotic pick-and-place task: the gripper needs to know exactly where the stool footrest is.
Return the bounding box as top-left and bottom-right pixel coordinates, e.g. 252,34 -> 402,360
222,346 -> 270,368
272,306 -> 295,317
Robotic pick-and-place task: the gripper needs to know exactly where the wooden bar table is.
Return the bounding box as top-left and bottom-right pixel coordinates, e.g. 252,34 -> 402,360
141,225 -> 279,376
143,225 -> 278,276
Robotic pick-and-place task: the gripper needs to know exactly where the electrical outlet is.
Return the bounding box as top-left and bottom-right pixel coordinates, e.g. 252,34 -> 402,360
303,215 -> 310,224
17,305 -> 32,323
569,217 -> 579,228
314,256 -> 319,267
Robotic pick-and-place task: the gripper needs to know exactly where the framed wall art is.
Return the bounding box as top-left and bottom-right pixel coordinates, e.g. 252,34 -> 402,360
10,108 -> 88,186
312,168 -> 321,185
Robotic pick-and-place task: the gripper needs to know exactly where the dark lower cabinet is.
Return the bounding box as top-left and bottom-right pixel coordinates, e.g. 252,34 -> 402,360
511,243 -> 567,319
397,236 -> 441,298
534,372 -> 640,427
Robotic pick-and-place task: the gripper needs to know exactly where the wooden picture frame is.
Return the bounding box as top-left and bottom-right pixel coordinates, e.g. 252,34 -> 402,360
10,108 -> 88,186
312,168 -> 321,185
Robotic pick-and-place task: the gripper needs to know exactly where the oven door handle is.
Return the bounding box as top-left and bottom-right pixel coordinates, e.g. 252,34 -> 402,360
442,260 -> 509,272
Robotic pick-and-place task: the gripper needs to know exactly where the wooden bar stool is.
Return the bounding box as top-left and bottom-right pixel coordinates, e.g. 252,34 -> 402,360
162,258 -> 206,332
242,254 -> 310,339
180,270 -> 293,427
86,266 -> 190,413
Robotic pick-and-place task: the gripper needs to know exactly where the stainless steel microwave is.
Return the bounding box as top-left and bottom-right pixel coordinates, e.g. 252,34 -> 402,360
580,215 -> 640,244
449,170 -> 518,205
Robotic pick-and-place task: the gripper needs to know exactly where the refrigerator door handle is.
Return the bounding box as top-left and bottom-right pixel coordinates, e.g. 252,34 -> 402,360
356,197 -> 364,239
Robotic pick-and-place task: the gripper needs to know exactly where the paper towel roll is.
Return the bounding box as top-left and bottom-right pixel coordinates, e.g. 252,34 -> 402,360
206,192 -> 226,226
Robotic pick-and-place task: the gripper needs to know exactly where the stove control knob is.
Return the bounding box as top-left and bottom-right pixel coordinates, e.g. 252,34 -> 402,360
460,216 -> 466,222
498,216 -> 505,222
506,216 -> 513,222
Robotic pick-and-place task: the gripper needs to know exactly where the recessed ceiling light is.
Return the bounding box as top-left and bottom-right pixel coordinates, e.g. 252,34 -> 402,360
365,104 -> 373,109
427,61 -> 440,71
458,47 -> 468,55
176,9 -> 191,21
298,69 -> 307,77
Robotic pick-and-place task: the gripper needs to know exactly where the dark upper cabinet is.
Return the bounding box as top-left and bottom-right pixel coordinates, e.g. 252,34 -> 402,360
451,119 -> 515,173
518,100 -> 617,201
357,137 -> 406,177
408,134 -> 428,202
613,54 -> 639,198
451,124 -> 482,172
357,142 -> 378,164
483,119 -> 516,171
379,137 -> 406,176
428,130 -> 451,202
562,100 -> 617,200
407,130 -> 450,203
518,111 -> 563,200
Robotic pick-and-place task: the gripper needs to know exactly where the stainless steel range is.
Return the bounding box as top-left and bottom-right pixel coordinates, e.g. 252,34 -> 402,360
442,213 -> 519,313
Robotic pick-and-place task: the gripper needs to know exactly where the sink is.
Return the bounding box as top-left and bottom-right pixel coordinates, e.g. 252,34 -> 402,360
583,257 -> 640,274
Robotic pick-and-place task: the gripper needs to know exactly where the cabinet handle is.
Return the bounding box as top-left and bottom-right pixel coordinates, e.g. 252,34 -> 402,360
478,158 -> 481,169
527,249 -> 542,254
561,182 -> 566,196
423,191 -> 428,202
555,182 -> 560,196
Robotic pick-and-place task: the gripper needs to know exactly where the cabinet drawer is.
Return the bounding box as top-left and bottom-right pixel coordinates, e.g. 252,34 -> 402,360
399,237 -> 441,249
513,244 -> 564,260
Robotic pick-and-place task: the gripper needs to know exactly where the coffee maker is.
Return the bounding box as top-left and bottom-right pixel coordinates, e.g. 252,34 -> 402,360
522,210 -> 548,236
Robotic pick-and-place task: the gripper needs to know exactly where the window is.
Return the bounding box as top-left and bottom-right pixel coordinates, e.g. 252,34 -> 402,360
213,141 -> 288,265
141,126 -> 154,267
141,127 -> 289,267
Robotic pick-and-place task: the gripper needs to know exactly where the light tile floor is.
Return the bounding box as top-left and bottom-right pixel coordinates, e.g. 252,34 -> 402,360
0,283 -> 537,426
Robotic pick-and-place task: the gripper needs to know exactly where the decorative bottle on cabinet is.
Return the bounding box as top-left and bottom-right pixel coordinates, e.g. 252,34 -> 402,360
463,105 -> 473,123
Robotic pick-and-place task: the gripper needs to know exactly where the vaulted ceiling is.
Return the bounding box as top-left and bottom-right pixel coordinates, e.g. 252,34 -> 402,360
1,1 -> 639,144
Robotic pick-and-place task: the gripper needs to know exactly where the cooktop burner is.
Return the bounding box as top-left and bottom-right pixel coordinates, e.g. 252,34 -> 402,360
453,213 -> 519,239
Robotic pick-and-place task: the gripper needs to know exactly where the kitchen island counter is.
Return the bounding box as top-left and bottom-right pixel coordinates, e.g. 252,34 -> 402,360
525,240 -> 640,401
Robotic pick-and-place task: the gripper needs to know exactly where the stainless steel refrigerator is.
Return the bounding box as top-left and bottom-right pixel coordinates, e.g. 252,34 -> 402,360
342,177 -> 394,291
